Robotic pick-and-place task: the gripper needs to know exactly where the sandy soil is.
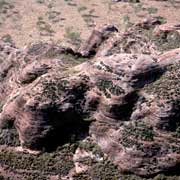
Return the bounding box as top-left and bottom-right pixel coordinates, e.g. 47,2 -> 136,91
0,0 -> 179,47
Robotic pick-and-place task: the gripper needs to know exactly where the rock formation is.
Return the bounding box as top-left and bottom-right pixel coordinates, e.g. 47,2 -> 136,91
0,19 -> 180,178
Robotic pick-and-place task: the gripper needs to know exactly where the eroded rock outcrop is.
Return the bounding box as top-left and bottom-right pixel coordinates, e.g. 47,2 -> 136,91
0,21 -> 180,177
79,24 -> 118,57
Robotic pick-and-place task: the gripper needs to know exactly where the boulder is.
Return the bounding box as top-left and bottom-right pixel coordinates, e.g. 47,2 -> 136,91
0,22 -> 180,177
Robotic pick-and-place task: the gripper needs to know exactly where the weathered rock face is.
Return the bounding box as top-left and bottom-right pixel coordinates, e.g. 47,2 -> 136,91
0,21 -> 180,177
91,59 -> 180,177
79,24 -> 118,57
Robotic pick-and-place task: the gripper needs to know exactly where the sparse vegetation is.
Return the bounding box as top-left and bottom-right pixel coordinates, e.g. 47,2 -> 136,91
1,34 -> 13,44
64,26 -> 81,47
0,0 -> 180,179
36,0 -> 45,4
0,128 -> 20,146
147,7 -> 158,14
123,15 -> 133,30
0,143 -> 77,177
78,5 -> 87,12
37,17 -> 54,35
0,0 -> 177,47
46,10 -> 61,23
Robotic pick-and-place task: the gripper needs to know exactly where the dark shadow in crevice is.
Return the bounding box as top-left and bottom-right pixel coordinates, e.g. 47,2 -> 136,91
156,101 -> 180,131
25,83 -> 92,152
105,91 -> 139,121
25,107 -> 92,152
44,120 -> 91,152
122,162 -> 180,179
131,65 -> 166,89
141,162 -> 180,179
160,163 -> 180,177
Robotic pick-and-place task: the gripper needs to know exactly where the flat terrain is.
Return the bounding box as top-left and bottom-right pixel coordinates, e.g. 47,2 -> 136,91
0,0 -> 180,47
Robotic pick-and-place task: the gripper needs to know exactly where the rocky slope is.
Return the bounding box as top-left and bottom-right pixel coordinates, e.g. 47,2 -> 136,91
0,18 -> 180,179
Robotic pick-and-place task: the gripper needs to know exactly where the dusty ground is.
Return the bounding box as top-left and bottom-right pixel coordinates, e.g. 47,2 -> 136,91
0,0 -> 180,48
